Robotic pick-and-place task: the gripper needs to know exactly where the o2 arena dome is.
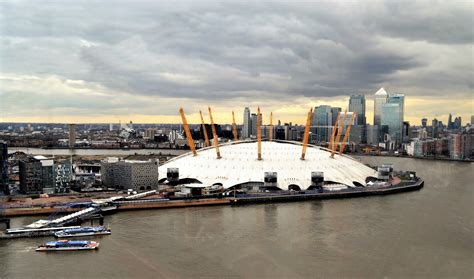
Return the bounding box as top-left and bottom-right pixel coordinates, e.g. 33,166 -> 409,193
158,140 -> 378,191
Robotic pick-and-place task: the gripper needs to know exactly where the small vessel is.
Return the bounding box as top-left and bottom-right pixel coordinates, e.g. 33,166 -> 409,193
54,226 -> 111,238
36,240 -> 99,251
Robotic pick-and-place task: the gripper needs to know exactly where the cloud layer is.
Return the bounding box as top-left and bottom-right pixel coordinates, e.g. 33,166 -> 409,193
1,0 -> 472,124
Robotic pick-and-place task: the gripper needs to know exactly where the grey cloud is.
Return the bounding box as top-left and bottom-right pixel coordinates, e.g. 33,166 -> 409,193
0,0 -> 472,117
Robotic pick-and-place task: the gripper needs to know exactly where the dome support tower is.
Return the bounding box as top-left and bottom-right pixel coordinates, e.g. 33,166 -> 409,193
232,111 -> 238,141
199,110 -> 210,147
329,111 -> 341,151
331,110 -> 347,158
179,108 -> 197,156
301,108 -> 313,160
338,113 -> 356,155
208,106 -> 221,159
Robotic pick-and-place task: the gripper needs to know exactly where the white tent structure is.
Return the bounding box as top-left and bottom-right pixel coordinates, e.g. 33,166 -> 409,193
158,140 -> 378,190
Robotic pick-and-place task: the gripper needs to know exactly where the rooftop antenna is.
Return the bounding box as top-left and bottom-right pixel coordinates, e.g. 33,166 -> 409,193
331,109 -> 347,158
208,106 -> 221,159
301,108 -> 313,160
179,108 -> 197,156
338,113 -> 356,156
199,110 -> 210,147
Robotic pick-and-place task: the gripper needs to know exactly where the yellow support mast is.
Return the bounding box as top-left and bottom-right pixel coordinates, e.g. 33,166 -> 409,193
257,107 -> 262,160
328,111 -> 341,151
208,106 -> 221,159
232,111 -> 238,141
199,110 -> 210,147
269,112 -> 273,142
338,113 -> 356,156
301,108 -> 313,160
179,108 -> 197,156
331,109 -> 347,158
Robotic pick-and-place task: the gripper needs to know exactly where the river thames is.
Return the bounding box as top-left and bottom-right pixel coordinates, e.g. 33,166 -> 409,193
1,157 -> 472,278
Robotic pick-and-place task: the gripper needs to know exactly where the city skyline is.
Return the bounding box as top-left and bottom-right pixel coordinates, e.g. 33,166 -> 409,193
0,1 -> 472,125
0,93 -> 470,127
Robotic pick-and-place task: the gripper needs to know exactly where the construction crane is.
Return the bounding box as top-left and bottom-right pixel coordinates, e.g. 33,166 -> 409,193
338,113 -> 356,156
257,107 -> 262,160
269,112 -> 273,142
328,111 -> 341,151
179,108 -> 197,156
199,110 -> 210,147
331,109 -> 347,158
231,111 -> 238,141
208,106 -> 221,159
301,108 -> 313,160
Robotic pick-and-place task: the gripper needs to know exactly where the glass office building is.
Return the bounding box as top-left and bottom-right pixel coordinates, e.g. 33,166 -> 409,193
349,95 -> 366,125
312,105 -> 333,143
381,103 -> 402,145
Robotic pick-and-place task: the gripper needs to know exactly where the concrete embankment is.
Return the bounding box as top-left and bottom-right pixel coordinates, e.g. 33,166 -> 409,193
1,198 -> 232,217
1,180 -> 423,217
116,198 -> 231,210
1,207 -> 81,217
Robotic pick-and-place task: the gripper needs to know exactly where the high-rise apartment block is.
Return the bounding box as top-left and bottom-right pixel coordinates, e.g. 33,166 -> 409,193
242,107 -> 251,139
68,124 -> 76,149
19,155 -> 72,194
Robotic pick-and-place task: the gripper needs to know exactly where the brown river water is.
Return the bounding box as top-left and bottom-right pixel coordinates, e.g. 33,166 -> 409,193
1,157 -> 472,278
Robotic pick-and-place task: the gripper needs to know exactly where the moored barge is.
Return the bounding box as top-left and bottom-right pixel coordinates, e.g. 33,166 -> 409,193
54,226 -> 111,238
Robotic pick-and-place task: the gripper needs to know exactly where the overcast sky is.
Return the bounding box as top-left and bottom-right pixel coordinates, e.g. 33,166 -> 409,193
0,0 -> 472,125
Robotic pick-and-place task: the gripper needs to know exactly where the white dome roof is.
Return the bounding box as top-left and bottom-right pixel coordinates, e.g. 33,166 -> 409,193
158,140 -> 378,190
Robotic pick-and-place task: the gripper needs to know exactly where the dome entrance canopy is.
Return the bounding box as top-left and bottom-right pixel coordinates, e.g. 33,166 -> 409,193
158,140 -> 377,190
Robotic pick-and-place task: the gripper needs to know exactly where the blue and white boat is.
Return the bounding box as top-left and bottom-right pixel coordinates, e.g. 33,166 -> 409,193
36,240 -> 99,251
54,226 -> 111,238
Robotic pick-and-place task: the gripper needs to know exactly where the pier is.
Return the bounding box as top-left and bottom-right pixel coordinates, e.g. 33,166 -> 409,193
230,179 -> 424,205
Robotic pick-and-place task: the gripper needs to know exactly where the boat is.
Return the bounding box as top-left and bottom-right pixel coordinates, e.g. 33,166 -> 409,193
36,240 -> 99,251
54,226 -> 111,238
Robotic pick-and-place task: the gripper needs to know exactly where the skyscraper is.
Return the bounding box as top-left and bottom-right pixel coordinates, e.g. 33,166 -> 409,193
330,107 -> 341,125
337,112 -> 356,143
373,88 -> 388,127
422,118 -> 427,128
0,141 -> 9,195
251,113 -> 261,138
68,124 -> 76,149
381,103 -> 402,145
243,107 -> 251,139
312,106 -> 333,143
432,118 -> 439,138
388,94 -> 404,121
448,113 -> 453,129
349,95 -> 366,125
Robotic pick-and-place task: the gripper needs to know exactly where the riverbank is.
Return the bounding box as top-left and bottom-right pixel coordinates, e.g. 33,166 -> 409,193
1,180 -> 423,217
353,153 -> 473,162
8,147 -> 188,156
